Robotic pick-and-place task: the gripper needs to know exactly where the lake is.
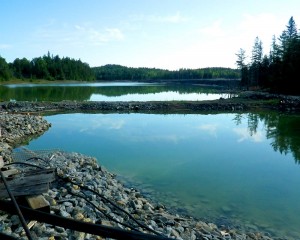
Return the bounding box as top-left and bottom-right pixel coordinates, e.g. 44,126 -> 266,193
0,82 -> 234,102
22,111 -> 300,239
4,81 -> 299,239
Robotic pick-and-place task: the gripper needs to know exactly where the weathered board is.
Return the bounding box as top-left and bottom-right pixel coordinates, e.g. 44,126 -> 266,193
0,168 -> 56,198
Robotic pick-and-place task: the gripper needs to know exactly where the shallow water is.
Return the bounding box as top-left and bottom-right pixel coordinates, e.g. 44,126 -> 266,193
23,112 -> 300,239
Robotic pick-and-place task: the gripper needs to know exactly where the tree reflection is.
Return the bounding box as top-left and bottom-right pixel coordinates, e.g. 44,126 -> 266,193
0,84 -> 225,102
234,112 -> 300,163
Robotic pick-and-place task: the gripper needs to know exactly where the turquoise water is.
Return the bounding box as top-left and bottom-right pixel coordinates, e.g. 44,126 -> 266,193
24,112 -> 300,239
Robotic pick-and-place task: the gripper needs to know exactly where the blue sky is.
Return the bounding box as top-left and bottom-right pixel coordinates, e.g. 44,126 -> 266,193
1,0 -> 300,70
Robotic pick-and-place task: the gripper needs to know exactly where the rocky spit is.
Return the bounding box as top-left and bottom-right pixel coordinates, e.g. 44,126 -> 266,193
0,112 -> 291,240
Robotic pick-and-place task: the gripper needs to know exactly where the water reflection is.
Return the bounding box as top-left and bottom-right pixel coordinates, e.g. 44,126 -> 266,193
22,112 -> 300,239
234,112 -> 300,163
0,82 -> 232,102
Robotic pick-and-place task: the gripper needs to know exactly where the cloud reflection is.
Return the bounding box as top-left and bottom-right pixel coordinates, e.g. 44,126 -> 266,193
233,128 -> 264,143
79,117 -> 125,133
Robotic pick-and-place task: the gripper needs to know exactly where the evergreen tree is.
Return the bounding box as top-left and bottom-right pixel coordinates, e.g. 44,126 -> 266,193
237,16 -> 300,94
235,48 -> 247,69
0,56 -> 12,81
269,35 -> 281,64
278,16 -> 299,93
235,48 -> 248,87
250,37 -> 263,86
286,16 -> 298,39
251,37 -> 263,64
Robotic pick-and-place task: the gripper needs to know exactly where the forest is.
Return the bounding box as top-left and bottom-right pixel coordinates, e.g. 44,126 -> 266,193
93,65 -> 240,81
236,16 -> 300,95
0,52 -> 95,82
0,53 -> 240,83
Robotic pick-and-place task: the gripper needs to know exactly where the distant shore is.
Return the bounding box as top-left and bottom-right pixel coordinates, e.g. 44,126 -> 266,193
0,78 -> 241,87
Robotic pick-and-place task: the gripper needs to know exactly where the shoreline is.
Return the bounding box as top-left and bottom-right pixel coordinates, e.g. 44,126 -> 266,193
1,96 -> 299,239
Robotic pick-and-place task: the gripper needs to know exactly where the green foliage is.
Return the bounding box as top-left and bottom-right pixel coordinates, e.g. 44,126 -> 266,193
0,56 -> 12,81
4,52 -> 95,82
93,65 -> 240,81
238,16 -> 300,94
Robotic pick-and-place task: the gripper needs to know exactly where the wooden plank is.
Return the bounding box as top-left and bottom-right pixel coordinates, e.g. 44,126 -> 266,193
0,183 -> 50,198
1,168 -> 19,178
0,168 -> 55,198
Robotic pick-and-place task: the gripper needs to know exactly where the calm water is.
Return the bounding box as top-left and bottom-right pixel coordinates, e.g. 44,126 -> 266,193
0,82 -> 233,101
23,112 -> 300,239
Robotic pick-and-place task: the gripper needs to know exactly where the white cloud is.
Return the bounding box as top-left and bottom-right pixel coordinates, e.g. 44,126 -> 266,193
105,28 -> 124,41
75,25 -> 124,45
199,20 -> 225,37
130,134 -> 184,144
79,118 -> 125,133
32,22 -> 124,49
233,128 -> 264,143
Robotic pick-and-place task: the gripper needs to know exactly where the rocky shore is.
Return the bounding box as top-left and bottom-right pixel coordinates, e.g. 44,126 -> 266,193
0,113 -> 51,163
0,95 -> 298,239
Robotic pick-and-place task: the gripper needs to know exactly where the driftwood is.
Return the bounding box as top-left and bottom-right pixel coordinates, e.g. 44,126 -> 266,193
0,168 -> 55,198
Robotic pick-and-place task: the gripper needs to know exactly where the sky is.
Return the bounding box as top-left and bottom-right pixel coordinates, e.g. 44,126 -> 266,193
1,0 -> 300,70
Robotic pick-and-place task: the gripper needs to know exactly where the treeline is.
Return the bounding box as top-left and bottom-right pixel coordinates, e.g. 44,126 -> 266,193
0,52 -> 95,82
93,65 -> 240,81
236,16 -> 300,94
1,54 -> 240,83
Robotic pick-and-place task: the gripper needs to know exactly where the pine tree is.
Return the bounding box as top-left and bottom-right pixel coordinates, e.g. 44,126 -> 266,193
286,16 -> 298,39
249,37 -> 263,86
251,37 -> 263,65
235,48 -> 247,69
